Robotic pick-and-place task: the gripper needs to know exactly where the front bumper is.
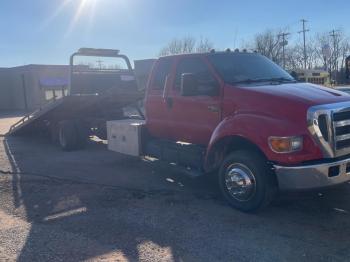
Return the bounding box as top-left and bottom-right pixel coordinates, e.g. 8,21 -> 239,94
274,157 -> 350,190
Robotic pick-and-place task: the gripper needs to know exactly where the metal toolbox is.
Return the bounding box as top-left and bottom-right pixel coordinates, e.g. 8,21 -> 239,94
107,119 -> 145,156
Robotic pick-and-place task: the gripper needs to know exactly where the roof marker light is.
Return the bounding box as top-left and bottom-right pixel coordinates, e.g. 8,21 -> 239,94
77,48 -> 120,56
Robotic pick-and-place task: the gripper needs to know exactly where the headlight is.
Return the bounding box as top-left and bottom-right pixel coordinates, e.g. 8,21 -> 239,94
268,136 -> 303,153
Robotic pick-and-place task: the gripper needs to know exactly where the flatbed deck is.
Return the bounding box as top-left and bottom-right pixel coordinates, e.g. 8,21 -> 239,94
8,88 -> 144,136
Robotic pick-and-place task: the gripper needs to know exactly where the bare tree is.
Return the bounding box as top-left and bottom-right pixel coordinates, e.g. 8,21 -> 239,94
196,37 -> 214,53
159,36 -> 213,56
159,30 -> 350,83
311,30 -> 350,81
289,40 -> 319,70
306,41 -> 320,69
183,37 -> 196,53
159,37 -> 196,56
253,29 -> 284,64
339,35 -> 350,70
337,35 -> 350,82
159,39 -> 180,56
245,28 -> 349,73
285,44 -> 304,69
313,33 -> 331,70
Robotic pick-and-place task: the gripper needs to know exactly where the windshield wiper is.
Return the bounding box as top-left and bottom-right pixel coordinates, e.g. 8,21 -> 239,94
232,77 -> 296,84
265,77 -> 297,83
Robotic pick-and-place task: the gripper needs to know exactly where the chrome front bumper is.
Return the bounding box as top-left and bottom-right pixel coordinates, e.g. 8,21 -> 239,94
274,157 -> 350,190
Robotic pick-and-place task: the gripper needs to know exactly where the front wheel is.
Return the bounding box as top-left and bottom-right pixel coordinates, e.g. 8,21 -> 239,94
218,150 -> 277,212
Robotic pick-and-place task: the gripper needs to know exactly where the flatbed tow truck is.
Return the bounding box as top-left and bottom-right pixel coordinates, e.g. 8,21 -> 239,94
9,48 -> 350,212
8,48 -> 144,151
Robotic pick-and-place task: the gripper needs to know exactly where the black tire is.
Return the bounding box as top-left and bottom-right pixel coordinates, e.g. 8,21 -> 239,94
50,123 -> 59,144
58,120 -> 81,151
218,150 -> 277,212
75,121 -> 89,148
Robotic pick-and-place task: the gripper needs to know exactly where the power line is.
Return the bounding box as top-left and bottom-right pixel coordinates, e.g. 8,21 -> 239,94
278,32 -> 290,69
298,19 -> 310,69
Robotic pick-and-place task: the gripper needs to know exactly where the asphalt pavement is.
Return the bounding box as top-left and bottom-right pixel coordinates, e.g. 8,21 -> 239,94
0,112 -> 350,261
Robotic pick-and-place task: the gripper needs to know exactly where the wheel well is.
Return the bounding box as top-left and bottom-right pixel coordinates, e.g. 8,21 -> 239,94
205,136 -> 267,172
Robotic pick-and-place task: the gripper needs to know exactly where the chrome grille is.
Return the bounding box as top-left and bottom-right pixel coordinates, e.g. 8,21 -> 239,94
308,101 -> 350,158
318,115 -> 329,142
333,110 -> 350,150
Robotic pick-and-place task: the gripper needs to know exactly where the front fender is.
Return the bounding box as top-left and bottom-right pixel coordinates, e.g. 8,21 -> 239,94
205,112 -> 323,168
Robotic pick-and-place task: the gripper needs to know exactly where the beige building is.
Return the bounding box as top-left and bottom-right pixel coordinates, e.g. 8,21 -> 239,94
0,65 -> 69,111
293,69 -> 330,86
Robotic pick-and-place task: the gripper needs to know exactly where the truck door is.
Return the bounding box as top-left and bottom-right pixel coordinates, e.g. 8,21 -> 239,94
167,56 -> 222,145
145,57 -> 174,139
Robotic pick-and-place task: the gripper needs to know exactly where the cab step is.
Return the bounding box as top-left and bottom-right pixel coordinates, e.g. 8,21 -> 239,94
144,139 -> 206,175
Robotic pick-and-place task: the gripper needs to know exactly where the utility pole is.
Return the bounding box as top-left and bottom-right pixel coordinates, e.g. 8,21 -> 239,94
278,32 -> 290,69
298,19 -> 309,69
330,29 -> 340,84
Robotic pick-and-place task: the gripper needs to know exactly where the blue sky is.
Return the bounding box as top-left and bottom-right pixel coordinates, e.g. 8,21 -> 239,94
0,0 -> 349,67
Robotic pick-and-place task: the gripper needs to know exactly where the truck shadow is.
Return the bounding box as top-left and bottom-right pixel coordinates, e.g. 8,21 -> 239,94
2,136 -> 350,261
3,136 -> 189,261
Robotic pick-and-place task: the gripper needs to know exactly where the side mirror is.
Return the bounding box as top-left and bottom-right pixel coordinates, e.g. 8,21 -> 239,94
181,73 -> 198,96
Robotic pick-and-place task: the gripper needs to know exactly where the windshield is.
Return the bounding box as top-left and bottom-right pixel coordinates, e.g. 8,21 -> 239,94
208,53 -> 294,84
72,55 -> 130,72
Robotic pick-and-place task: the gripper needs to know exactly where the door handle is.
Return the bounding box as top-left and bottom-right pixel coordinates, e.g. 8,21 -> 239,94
208,105 -> 220,113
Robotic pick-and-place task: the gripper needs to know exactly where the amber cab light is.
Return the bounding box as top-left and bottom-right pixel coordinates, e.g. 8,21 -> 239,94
268,136 -> 303,153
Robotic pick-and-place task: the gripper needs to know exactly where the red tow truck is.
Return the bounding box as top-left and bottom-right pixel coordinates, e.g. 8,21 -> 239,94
108,50 -> 350,211
11,48 -> 350,211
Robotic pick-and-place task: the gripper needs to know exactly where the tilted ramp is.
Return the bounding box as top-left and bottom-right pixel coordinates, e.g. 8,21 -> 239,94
8,88 -> 145,136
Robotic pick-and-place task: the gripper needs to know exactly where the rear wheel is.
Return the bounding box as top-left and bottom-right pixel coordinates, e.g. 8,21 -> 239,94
49,122 -> 59,144
58,120 -> 88,151
218,150 -> 277,212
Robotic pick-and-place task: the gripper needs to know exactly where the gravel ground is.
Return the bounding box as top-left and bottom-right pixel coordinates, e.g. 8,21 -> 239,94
0,111 -> 25,136
1,113 -> 350,261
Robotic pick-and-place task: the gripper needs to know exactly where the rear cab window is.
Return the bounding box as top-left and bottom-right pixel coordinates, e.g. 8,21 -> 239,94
151,58 -> 174,90
174,56 -> 218,95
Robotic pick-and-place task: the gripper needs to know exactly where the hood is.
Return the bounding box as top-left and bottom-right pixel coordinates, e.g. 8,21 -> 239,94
226,82 -> 350,125
243,82 -> 350,106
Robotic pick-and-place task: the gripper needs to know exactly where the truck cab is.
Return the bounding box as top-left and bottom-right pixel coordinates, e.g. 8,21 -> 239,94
109,50 -> 350,212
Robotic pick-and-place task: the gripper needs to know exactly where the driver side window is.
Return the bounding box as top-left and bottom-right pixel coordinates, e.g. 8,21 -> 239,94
175,57 -> 218,96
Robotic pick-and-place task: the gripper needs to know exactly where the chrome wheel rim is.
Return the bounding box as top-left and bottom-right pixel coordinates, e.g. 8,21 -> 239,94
224,163 -> 256,202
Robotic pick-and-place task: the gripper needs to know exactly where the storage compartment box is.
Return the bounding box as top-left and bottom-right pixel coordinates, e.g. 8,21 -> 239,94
107,119 -> 145,156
